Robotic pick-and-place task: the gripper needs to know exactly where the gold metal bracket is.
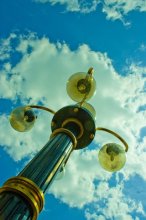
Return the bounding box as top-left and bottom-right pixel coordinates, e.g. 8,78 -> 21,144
50,128 -> 77,149
96,127 -> 128,152
87,67 -> 94,75
29,105 -> 56,115
79,67 -> 94,106
0,176 -> 44,220
61,118 -> 84,139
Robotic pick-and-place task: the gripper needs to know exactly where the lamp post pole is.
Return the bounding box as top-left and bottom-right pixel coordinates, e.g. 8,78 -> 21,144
0,132 -> 76,220
0,68 -> 128,219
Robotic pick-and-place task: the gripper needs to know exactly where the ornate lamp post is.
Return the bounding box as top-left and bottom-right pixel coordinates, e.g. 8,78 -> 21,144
0,68 -> 128,219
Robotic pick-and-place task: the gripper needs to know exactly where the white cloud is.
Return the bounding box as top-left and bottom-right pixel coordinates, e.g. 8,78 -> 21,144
0,33 -> 17,61
85,210 -> 105,220
50,150 -> 111,207
34,0 -> 99,13
0,33 -> 146,218
102,0 -> 146,22
85,183 -> 145,219
139,44 -> 146,52
33,0 -> 146,23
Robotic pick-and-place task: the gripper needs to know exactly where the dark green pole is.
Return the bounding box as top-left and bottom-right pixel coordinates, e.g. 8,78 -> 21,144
0,104 -> 95,220
0,132 -> 75,220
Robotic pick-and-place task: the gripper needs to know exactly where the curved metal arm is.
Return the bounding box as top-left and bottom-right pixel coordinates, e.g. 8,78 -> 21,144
29,105 -> 56,115
79,67 -> 94,107
96,127 -> 128,152
87,67 -> 94,76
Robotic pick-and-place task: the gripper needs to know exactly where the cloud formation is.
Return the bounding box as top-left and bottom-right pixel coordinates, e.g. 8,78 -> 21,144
34,0 -> 146,23
34,0 -> 99,13
0,32 -> 146,218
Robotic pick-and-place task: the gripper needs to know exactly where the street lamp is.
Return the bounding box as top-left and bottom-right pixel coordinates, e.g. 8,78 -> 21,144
0,67 -> 128,219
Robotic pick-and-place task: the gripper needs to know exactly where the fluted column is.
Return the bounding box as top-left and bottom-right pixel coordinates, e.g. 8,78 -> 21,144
0,132 -> 74,220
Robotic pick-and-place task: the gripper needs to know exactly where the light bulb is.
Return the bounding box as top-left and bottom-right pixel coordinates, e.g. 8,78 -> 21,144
79,102 -> 96,119
66,72 -> 96,102
98,143 -> 126,172
9,106 -> 36,132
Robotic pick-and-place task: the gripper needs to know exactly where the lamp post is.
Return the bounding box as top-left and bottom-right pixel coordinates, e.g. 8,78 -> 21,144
0,68 -> 128,219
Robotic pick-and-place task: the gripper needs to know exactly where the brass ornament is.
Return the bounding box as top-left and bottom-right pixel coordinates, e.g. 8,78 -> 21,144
61,118 -> 84,139
0,176 -> 44,220
96,127 -> 128,152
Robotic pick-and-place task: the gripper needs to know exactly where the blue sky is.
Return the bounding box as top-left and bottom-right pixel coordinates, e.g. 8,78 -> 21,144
0,0 -> 146,219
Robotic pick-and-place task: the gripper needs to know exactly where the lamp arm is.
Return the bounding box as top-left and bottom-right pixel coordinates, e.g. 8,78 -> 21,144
96,127 -> 128,152
28,105 -> 56,115
79,67 -> 94,107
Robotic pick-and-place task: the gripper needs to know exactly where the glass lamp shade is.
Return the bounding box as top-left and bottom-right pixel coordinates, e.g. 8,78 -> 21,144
80,102 -> 96,119
9,106 -> 36,132
98,143 -> 126,172
55,165 -> 65,180
66,72 -> 96,102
